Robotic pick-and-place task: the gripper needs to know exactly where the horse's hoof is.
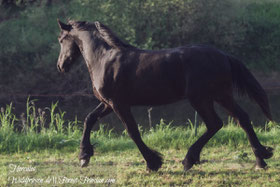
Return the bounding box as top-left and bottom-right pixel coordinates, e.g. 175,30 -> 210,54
255,157 -> 268,170
146,158 -> 163,172
182,159 -> 195,171
146,162 -> 162,172
183,162 -> 194,171
182,156 -> 199,171
255,164 -> 268,170
146,150 -> 163,172
80,158 -> 90,167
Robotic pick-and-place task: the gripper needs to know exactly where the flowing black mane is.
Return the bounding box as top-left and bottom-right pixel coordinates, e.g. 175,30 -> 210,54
68,20 -> 136,50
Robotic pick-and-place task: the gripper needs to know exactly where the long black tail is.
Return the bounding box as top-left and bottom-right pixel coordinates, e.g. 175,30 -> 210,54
228,55 -> 272,120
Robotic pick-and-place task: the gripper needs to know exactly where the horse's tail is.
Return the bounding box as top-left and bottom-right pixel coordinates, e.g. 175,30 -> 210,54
228,55 -> 272,120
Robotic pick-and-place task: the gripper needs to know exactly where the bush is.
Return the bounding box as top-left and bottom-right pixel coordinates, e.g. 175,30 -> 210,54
241,1 -> 280,70
0,0 -> 280,101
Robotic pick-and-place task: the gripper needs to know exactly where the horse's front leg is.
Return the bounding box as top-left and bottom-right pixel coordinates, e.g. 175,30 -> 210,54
79,102 -> 112,167
112,103 -> 163,171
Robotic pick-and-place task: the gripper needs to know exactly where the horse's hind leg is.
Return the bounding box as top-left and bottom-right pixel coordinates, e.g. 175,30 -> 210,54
79,103 -> 112,167
183,98 -> 223,171
217,96 -> 273,169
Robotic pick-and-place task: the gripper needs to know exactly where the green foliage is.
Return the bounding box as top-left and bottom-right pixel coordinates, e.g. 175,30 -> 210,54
0,102 -> 279,154
0,100 -> 82,153
0,0 -> 280,98
0,103 -> 17,134
241,1 -> 280,70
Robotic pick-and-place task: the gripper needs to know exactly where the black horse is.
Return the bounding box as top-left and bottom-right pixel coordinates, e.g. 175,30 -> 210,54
56,19 -> 273,171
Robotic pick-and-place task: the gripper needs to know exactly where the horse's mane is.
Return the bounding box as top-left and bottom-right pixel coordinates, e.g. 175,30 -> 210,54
68,20 -> 136,50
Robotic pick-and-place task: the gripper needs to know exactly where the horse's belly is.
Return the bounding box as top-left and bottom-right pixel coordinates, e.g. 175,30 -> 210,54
129,82 -> 186,106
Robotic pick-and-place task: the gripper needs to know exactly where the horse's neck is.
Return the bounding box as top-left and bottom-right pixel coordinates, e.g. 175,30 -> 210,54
76,35 -> 99,64
76,33 -> 110,81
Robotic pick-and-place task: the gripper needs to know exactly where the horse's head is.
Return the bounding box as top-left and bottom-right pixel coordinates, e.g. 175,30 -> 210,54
57,19 -> 81,73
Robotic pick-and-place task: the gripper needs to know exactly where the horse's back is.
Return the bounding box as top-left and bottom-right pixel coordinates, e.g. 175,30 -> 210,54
126,49 -> 188,105
182,45 -> 232,98
123,45 -> 232,104
100,45 -> 233,105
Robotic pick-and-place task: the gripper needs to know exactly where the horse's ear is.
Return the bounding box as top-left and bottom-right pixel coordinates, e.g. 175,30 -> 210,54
57,19 -> 72,31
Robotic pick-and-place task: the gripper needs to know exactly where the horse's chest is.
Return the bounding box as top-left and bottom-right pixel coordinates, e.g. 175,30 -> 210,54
92,71 -> 116,102
90,68 -> 109,99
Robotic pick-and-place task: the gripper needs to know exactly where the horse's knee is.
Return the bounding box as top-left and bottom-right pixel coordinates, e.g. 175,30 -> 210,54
85,113 -> 98,126
84,103 -> 109,127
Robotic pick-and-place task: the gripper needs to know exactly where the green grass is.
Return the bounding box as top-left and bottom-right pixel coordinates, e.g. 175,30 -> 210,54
0,101 -> 280,186
1,147 -> 279,186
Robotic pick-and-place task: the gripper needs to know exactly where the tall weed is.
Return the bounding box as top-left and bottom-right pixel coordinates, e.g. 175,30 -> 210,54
0,101 -> 279,154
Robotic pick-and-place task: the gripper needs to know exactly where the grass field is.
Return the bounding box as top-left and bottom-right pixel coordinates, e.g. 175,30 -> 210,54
1,145 -> 280,186
0,101 -> 280,186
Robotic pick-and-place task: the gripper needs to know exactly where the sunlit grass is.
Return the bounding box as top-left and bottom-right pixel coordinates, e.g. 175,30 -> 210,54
1,147 -> 279,186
